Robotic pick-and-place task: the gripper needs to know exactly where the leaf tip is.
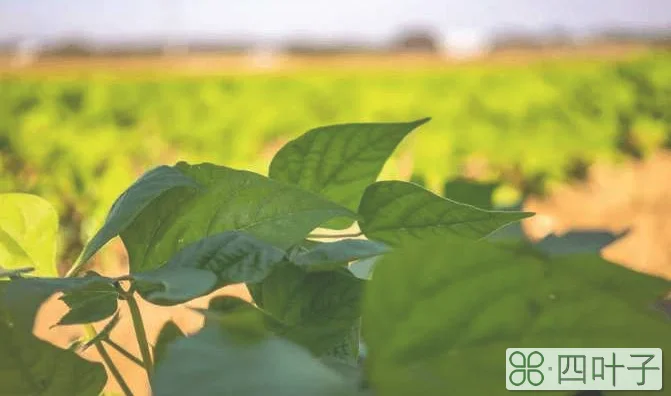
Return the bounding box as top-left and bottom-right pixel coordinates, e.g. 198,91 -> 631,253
520,211 -> 536,219
411,117 -> 432,127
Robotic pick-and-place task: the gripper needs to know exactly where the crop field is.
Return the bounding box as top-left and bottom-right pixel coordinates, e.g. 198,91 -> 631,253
1,51 -> 670,269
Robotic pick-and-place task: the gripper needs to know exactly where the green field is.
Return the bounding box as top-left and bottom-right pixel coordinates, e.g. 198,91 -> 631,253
1,52 -> 670,265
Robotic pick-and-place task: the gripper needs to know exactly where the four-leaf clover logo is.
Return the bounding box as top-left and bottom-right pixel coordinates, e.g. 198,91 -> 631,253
509,351 -> 545,386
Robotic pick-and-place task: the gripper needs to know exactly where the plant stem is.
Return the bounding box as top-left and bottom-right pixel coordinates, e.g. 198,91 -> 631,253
124,291 -> 154,377
68,261 -> 133,394
307,231 -> 363,239
64,250 -> 87,278
85,325 -> 133,396
103,338 -> 145,368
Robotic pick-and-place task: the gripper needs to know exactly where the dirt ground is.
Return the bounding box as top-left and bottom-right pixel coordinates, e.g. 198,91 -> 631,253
0,44 -> 652,77
32,150 -> 671,395
524,150 -> 671,280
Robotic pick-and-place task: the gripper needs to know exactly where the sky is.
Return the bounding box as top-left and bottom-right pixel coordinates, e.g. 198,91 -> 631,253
0,0 -> 670,45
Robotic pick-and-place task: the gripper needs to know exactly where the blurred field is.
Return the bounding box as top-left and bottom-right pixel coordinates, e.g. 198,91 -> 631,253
2,51 -> 670,271
2,49 -> 670,394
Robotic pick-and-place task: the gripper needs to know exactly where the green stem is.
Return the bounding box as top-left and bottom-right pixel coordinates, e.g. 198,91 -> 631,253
68,259 -> 133,394
307,231 -> 363,239
103,338 -> 145,368
85,325 -> 133,396
124,291 -> 154,377
64,250 -> 86,277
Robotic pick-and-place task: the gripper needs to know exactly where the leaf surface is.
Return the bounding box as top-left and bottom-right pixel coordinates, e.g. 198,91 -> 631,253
255,264 -> 365,356
0,193 -> 59,277
363,235 -> 671,396
78,166 -> 200,267
0,281 -> 107,396
291,239 -> 389,272
269,119 -> 429,228
58,279 -> 118,326
122,163 -> 355,272
151,320 -> 355,396
133,232 -> 286,305
359,181 -> 533,244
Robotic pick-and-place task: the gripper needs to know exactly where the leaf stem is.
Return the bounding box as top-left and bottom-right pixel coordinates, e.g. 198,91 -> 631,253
123,289 -> 154,377
64,250 -> 87,278
307,231 -> 363,239
85,325 -> 133,396
103,338 -> 145,368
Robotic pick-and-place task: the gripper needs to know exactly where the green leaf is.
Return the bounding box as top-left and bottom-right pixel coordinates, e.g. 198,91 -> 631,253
0,282 -> 107,396
291,239 -> 390,272
163,231 -> 287,284
442,178 -> 498,209
133,267 -> 218,306
0,193 -> 59,277
203,296 -> 279,343
534,230 -> 627,256
254,264 -> 365,356
0,275 -> 115,331
359,181 -> 533,245
0,267 -> 34,279
153,321 -> 185,366
133,232 -> 286,305
78,166 -> 201,268
322,321 -> 361,366
362,235 -> 671,396
57,278 -> 118,326
320,356 -> 363,384
269,119 -> 429,229
122,163 -> 355,272
151,323 -> 355,396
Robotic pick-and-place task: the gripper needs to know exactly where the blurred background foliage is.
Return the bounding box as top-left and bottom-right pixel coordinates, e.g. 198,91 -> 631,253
1,52 -> 670,267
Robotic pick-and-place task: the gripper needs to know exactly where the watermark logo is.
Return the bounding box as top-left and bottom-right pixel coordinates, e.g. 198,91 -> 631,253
506,348 -> 662,391
509,350 -> 545,386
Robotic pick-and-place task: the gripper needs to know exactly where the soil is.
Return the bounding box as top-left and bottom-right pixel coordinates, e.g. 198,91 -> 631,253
524,150 -> 671,279
0,45 -> 652,77
31,150 -> 671,395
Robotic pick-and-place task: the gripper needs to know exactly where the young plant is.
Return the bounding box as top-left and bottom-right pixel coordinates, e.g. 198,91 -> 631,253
0,118 -> 668,396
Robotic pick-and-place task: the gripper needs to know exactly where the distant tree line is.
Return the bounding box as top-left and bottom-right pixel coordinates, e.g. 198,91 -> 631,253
1,27 -> 669,57
489,27 -> 671,52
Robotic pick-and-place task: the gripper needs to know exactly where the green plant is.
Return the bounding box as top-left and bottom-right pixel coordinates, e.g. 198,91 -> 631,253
1,119 -> 668,396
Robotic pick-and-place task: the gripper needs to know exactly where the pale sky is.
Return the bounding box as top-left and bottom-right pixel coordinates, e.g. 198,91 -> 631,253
0,0 -> 669,44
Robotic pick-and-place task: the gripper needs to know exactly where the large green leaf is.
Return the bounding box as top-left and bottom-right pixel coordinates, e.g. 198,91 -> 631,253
254,264 -> 365,356
359,181 -> 533,245
442,178 -> 498,209
0,282 -> 107,396
322,321 -> 361,366
151,321 -> 356,396
291,239 -> 390,272
133,232 -> 286,305
269,119 -> 429,229
77,166 -> 201,269
0,193 -> 59,277
122,162 -> 355,272
363,235 -> 671,396
203,296 -> 286,343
